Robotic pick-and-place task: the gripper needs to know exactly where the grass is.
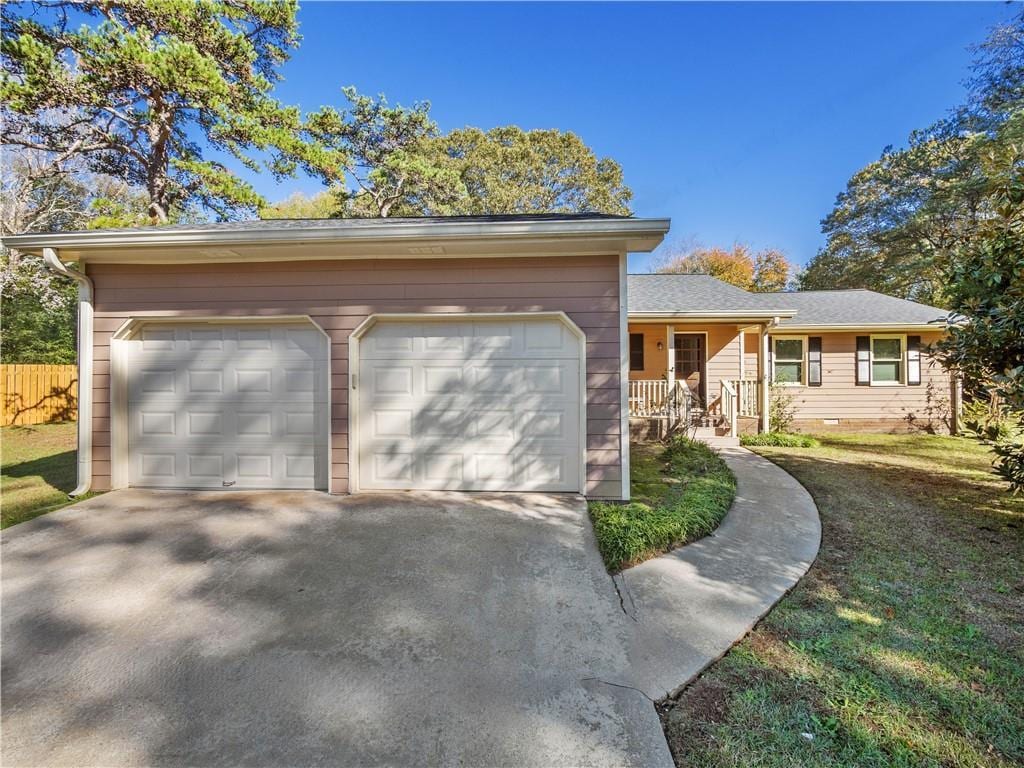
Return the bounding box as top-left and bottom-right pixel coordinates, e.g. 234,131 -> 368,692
590,437 -> 736,572
1,422 -> 95,528
661,433 -> 1024,768
740,431 -> 820,448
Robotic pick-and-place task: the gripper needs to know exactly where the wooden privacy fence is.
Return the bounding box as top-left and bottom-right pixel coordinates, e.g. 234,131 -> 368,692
1,365 -> 78,426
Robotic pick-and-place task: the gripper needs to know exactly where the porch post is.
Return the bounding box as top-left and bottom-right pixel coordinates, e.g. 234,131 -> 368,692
738,327 -> 745,382
666,324 -> 675,384
760,324 -> 771,433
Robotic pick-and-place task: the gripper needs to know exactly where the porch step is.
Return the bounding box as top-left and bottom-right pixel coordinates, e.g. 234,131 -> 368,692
690,426 -> 740,449
696,436 -> 741,450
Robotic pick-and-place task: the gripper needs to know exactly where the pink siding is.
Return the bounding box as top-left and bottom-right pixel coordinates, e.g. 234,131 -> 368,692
89,255 -> 623,497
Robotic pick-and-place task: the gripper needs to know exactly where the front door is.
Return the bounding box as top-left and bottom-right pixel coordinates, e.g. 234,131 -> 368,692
673,333 -> 706,405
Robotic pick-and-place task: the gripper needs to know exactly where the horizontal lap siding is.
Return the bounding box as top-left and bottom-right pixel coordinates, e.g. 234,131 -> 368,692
703,326 -> 742,412
742,333 -> 761,380
772,331 -> 952,427
89,256 -> 622,496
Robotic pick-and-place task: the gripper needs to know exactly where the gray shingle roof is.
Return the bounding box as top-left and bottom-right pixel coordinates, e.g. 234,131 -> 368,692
628,274 -> 949,327
628,274 -> 788,315
769,289 -> 949,327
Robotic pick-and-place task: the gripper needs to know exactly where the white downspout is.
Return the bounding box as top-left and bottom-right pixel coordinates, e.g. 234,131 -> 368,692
41,247 -> 93,496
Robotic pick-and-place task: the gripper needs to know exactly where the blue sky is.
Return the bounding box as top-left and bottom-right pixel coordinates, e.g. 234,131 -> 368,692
258,1 -> 1017,271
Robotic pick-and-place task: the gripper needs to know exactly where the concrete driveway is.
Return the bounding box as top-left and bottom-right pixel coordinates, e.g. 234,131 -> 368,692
1,489 -> 671,767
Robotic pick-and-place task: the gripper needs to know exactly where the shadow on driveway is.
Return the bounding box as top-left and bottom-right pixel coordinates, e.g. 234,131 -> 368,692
1,489 -> 671,767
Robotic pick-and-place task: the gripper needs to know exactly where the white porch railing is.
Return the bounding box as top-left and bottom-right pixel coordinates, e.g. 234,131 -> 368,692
732,378 -> 759,417
720,379 -> 738,438
629,379 -> 692,429
628,379 -> 669,417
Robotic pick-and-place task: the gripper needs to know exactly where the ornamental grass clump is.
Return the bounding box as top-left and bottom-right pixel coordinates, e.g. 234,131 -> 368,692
589,437 -> 736,571
740,432 -> 820,448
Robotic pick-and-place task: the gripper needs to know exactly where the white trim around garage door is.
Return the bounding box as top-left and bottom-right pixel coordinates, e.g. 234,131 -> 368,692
109,315 -> 331,491
348,312 -> 588,495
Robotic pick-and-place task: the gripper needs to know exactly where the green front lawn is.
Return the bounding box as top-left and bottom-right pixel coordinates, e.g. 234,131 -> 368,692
590,437 -> 736,571
1,422 -> 94,528
661,433 -> 1024,767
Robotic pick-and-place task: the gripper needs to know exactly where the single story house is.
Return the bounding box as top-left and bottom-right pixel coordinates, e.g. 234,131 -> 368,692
2,214 -> 957,502
627,274 -> 957,436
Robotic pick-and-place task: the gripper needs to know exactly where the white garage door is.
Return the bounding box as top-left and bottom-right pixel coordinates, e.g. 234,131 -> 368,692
126,323 -> 328,490
357,318 -> 582,492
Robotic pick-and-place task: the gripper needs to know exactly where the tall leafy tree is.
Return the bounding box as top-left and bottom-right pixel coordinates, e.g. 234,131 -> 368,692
656,243 -> 794,292
427,126 -> 632,216
302,89 -> 632,217
800,11 -> 1023,305
1,0 -> 343,223
305,88 -> 461,217
0,109 -> 175,364
0,145 -> 155,363
260,189 -> 339,220
935,118 -> 1024,491
752,249 -> 793,292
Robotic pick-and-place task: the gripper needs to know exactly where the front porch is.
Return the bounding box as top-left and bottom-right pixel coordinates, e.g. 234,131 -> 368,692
627,321 -> 770,438
628,376 -> 760,440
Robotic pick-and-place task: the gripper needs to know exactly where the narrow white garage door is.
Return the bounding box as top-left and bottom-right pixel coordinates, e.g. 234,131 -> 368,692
127,324 -> 328,490
357,318 -> 582,492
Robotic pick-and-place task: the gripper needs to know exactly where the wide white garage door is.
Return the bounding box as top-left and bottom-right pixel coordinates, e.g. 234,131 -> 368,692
126,323 -> 328,490
357,318 -> 582,492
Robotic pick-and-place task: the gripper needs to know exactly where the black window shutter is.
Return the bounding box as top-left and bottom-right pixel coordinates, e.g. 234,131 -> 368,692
855,336 -> 870,385
629,333 -> 644,371
907,335 -> 921,386
808,337 -> 822,387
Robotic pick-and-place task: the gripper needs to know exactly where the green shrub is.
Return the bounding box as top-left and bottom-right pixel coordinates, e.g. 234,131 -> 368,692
740,432 -> 820,448
589,437 -> 736,571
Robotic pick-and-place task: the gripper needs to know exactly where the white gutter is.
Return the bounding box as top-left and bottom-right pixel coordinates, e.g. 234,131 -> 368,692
771,323 -> 950,332
41,247 -> 93,496
628,310 -> 799,320
0,217 -> 672,253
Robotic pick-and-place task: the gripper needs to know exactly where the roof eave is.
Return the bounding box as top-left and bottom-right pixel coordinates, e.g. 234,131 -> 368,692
774,322 -> 950,332
0,217 -> 672,258
628,310 -> 798,320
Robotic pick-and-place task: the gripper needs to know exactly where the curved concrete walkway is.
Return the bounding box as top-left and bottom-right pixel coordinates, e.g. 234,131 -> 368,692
614,446 -> 821,701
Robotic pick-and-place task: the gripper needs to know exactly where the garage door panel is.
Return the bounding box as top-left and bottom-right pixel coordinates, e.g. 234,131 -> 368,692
128,324 -> 327,490
361,321 -> 580,360
359,319 -> 581,492
131,406 -> 323,442
133,447 -> 319,489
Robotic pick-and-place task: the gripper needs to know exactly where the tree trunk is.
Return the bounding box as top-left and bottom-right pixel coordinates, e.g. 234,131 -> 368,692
146,95 -> 172,224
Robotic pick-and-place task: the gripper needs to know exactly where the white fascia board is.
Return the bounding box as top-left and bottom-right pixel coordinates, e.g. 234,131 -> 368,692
773,323 -> 950,332
628,310 -> 799,321
0,217 -> 671,256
